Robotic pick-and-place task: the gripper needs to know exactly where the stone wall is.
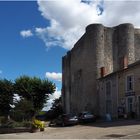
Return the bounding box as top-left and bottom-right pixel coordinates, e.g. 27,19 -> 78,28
69,28 -> 99,114
62,52 -> 71,113
104,27 -> 114,74
118,62 -> 140,116
135,29 -> 140,61
98,74 -> 118,118
62,23 -> 140,116
116,24 -> 135,68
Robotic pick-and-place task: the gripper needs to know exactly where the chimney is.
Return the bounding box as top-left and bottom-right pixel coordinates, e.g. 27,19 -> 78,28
123,56 -> 128,69
100,67 -> 105,77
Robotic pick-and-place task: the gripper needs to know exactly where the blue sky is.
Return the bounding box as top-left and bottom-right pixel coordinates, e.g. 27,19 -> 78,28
0,0 -> 140,109
0,1 -> 66,92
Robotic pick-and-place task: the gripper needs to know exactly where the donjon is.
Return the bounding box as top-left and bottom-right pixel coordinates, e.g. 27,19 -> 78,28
62,23 -> 140,116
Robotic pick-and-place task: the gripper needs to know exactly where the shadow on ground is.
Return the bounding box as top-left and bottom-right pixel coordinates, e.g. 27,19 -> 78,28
79,119 -> 140,128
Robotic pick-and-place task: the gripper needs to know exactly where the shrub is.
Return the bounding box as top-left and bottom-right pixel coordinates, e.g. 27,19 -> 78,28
0,116 -> 7,125
0,119 -> 31,128
32,118 -> 45,129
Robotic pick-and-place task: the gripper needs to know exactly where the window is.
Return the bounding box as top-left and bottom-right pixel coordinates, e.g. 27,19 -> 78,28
106,100 -> 112,114
126,75 -> 134,91
105,81 -> 112,114
106,81 -> 111,97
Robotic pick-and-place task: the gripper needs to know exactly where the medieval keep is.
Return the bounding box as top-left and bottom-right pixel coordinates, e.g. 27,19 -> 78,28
62,23 -> 140,119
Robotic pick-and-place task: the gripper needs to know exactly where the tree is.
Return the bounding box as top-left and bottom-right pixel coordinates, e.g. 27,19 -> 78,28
0,79 -> 14,118
14,76 -> 55,114
46,96 -> 63,120
11,99 -> 34,121
51,97 -> 63,114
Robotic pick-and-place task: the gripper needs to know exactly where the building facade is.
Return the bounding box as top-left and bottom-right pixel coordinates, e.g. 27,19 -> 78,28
62,23 -> 140,117
98,61 -> 140,118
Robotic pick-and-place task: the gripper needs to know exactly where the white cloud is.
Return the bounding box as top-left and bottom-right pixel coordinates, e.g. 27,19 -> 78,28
45,72 -> 62,82
20,30 -> 33,38
100,1 -> 140,27
36,0 -> 99,49
42,87 -> 61,111
36,0 -> 140,50
14,94 -> 21,101
49,87 -> 61,100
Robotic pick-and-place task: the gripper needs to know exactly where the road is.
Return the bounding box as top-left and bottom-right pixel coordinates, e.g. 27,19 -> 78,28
1,120 -> 140,139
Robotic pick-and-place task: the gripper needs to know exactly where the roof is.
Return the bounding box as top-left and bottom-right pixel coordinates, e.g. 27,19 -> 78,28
98,60 -> 140,80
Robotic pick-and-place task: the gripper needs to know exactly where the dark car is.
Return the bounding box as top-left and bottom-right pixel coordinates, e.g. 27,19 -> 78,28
78,112 -> 96,123
49,114 -> 78,127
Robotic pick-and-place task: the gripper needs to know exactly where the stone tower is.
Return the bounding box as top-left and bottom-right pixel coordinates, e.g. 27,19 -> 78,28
62,23 -> 140,115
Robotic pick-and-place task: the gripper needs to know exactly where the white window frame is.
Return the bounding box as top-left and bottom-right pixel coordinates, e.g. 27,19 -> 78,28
125,74 -> 134,92
126,96 -> 135,113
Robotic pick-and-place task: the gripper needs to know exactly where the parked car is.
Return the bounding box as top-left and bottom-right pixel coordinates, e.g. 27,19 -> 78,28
78,112 -> 96,123
49,114 -> 78,127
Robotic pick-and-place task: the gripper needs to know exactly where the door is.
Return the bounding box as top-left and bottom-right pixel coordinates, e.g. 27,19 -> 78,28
127,97 -> 133,113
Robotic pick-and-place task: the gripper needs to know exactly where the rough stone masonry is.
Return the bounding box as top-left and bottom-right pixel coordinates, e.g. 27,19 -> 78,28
62,23 -> 140,116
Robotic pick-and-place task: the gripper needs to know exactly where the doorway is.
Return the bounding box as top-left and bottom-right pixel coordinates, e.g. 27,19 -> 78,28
127,97 -> 133,113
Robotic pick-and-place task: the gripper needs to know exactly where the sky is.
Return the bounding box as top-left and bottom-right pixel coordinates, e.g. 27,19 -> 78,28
1,0 -> 140,110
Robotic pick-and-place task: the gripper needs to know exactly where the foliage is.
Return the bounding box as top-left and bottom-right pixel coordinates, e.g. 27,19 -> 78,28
38,111 -> 47,115
11,99 -> 34,122
0,119 -> 31,128
0,76 -> 55,122
32,118 -> 45,129
0,79 -> 14,117
0,116 -> 7,125
45,96 -> 63,120
14,75 -> 56,113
